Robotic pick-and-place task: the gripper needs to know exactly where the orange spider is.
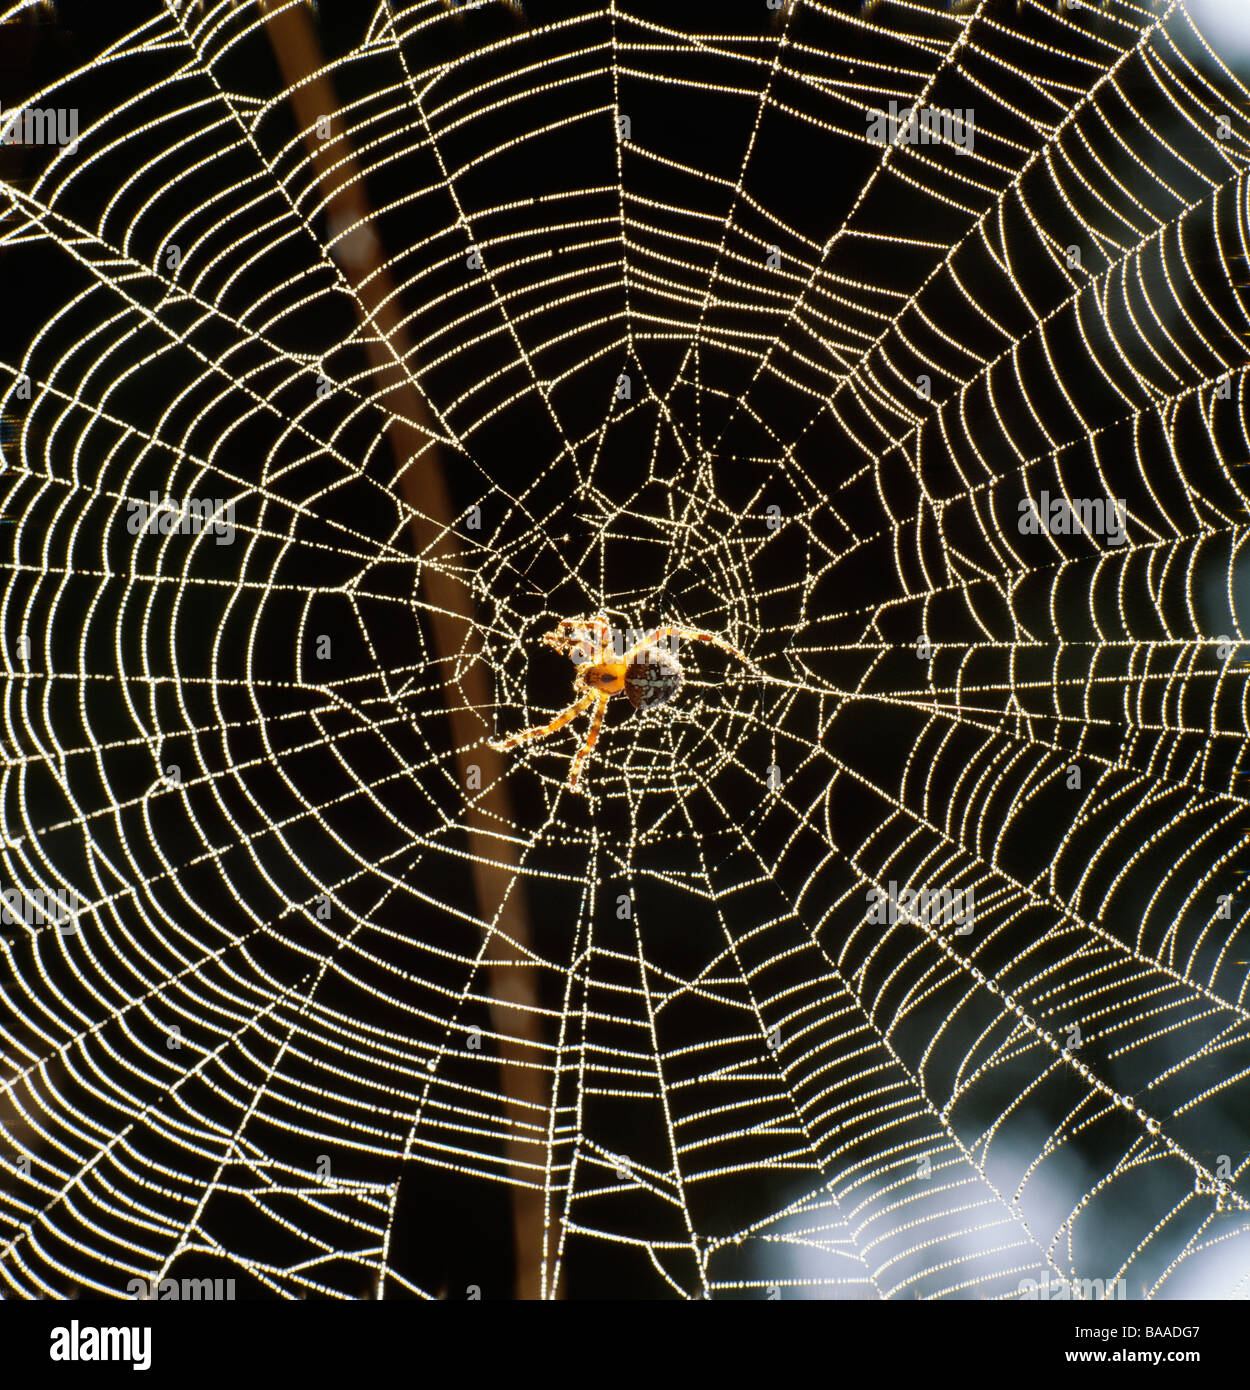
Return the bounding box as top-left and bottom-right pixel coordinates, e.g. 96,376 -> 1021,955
489,616 -> 753,792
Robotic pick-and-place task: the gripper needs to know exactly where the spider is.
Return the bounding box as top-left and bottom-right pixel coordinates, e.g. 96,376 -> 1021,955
489,616 -> 753,792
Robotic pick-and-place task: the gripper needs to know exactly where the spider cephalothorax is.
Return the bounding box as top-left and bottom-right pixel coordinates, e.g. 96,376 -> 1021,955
491,615 -> 752,792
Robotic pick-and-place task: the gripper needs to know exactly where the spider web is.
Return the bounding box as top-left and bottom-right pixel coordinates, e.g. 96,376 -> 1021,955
1,0 -> 1249,1301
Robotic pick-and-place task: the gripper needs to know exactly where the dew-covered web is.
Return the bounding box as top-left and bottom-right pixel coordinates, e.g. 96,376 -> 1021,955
1,0 -> 1249,1301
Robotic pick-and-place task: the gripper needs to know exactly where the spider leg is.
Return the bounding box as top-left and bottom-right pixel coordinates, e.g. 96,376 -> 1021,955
587,614 -> 613,665
567,693 -> 609,792
490,690 -> 595,752
620,624 -> 752,668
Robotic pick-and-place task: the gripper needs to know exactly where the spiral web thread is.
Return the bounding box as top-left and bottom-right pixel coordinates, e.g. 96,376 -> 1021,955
0,0 -> 1249,1299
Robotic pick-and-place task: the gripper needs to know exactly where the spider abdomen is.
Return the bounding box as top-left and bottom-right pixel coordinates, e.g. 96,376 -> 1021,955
625,651 -> 683,709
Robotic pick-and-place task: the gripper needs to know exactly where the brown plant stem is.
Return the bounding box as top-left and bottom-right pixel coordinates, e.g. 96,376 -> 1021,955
261,0 -> 552,1300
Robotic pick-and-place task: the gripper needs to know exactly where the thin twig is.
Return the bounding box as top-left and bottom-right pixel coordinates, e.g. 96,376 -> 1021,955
261,0 -> 553,1300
